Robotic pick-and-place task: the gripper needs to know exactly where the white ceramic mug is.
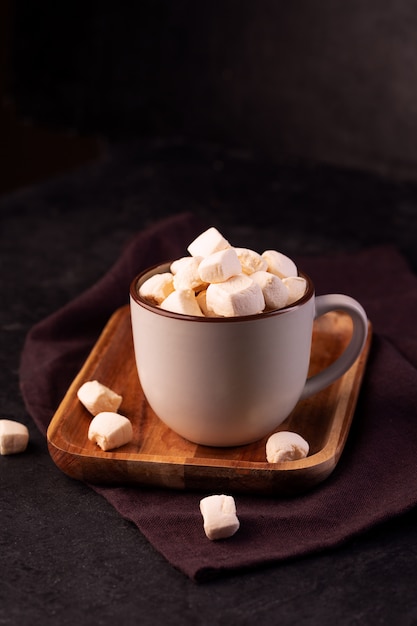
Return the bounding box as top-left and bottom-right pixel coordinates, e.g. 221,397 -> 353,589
130,263 -> 368,447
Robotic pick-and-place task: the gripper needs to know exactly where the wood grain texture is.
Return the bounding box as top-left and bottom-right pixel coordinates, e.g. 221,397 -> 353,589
47,305 -> 372,495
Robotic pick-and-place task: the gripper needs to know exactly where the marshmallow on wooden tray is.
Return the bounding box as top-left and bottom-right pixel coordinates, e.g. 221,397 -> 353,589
77,380 -> 123,416
200,494 -> 240,540
138,272 -> 174,305
235,247 -> 268,275
88,412 -> 133,451
187,226 -> 231,258
198,248 -> 242,283
160,289 -> 204,316
283,276 -> 308,305
266,431 -> 309,463
262,250 -> 298,279
0,419 -> 29,455
206,274 -> 265,317
251,270 -> 289,310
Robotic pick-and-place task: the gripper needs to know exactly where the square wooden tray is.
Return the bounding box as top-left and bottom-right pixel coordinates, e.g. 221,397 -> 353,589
47,305 -> 372,495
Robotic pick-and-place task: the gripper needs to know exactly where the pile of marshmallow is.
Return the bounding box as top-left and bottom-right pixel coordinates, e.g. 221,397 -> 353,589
138,226 -> 307,317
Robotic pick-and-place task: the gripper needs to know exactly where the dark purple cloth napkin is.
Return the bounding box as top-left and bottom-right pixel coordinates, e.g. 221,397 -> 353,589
19,213 -> 417,581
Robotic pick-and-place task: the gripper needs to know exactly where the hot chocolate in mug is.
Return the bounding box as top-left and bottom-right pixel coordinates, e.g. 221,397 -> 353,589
130,263 -> 368,447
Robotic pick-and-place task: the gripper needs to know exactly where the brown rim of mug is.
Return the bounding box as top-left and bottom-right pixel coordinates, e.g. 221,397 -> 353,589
129,261 -> 314,322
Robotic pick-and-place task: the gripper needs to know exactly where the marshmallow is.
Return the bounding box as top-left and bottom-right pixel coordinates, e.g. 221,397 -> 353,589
198,248 -> 242,284
0,419 -> 29,455
88,412 -> 133,451
234,247 -> 268,275
187,226 -> 231,258
196,290 -> 216,317
262,250 -> 298,279
251,270 -> 289,310
138,272 -> 174,305
266,431 -> 309,463
283,276 -> 308,305
160,289 -> 204,316
77,380 -> 123,416
173,256 -> 208,292
170,255 -> 203,275
199,494 -> 240,540
206,274 -> 265,317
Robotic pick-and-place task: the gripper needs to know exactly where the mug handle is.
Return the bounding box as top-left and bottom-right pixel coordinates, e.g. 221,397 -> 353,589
299,294 -> 368,401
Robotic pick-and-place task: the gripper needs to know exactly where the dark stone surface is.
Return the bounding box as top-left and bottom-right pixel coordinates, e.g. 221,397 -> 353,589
1,137 -> 417,624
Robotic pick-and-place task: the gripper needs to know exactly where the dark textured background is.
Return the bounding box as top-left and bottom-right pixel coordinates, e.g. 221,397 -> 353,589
10,1 -> 417,180
2,1 -> 417,622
